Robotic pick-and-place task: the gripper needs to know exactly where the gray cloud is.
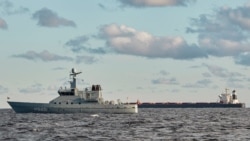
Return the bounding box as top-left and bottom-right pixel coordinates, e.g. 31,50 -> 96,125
52,67 -> 66,71
203,63 -> 243,78
202,72 -> 211,78
12,50 -> 74,62
218,6 -> 250,31
196,79 -> 212,86
98,24 -> 207,59
186,5 -> 250,58
234,52 -> 250,66
117,0 -> 195,7
32,8 -> 76,27
159,70 -> 169,76
0,17 -> 7,29
98,3 -> 106,10
19,83 -> 44,93
65,36 -> 106,54
151,77 -> 179,85
202,63 -> 247,88
0,85 -> 8,94
182,79 -> 212,88
226,77 -> 245,88
0,0 -> 29,15
76,55 -> 98,64
65,36 -> 89,52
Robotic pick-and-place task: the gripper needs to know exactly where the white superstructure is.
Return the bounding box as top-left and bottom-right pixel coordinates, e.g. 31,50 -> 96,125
219,89 -> 240,104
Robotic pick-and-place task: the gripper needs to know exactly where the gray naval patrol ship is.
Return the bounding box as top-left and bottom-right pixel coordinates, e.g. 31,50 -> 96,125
8,68 -> 138,114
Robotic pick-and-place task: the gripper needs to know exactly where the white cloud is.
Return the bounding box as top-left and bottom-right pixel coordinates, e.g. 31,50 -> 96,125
98,24 -> 207,59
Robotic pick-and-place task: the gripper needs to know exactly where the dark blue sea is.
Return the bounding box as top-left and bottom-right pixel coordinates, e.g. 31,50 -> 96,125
1,108 -> 250,141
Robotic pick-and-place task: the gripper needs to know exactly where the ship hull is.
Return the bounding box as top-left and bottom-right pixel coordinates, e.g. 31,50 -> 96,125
135,102 -> 245,108
8,101 -> 138,114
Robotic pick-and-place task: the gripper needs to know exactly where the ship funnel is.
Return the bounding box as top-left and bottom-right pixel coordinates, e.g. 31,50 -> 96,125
232,90 -> 237,100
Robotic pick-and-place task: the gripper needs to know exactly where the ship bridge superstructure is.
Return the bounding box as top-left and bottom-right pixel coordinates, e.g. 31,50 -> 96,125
219,89 -> 240,104
53,68 -> 104,104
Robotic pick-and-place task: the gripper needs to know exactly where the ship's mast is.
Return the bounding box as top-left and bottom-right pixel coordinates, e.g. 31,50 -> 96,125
225,88 -> 229,94
70,68 -> 82,89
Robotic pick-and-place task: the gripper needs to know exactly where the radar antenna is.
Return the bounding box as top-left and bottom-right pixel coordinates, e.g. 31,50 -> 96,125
70,68 -> 82,78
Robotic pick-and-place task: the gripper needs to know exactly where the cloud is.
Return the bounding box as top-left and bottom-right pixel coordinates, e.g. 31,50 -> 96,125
47,85 -> 59,91
98,3 -> 106,10
151,77 -> 179,85
76,55 -> 98,64
182,79 -> 212,88
0,85 -> 8,94
219,6 -> 250,31
117,0 -> 195,7
12,50 -> 74,62
65,36 -> 89,52
196,79 -> 212,86
0,0 -> 29,15
226,77 -> 245,88
65,36 -> 106,54
19,83 -> 44,93
52,67 -> 66,70
32,8 -> 76,27
234,52 -> 250,66
159,70 -> 169,76
12,50 -> 99,64
202,72 -> 211,78
98,23 -> 207,59
202,63 -> 248,88
0,17 -> 7,29
186,5 -> 250,58
203,63 -> 244,78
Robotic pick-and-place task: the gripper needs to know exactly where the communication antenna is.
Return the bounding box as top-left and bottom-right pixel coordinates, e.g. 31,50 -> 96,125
70,68 -> 82,78
69,68 -> 82,89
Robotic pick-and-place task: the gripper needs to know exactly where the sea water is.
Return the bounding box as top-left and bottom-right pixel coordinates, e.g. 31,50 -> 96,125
0,108 -> 250,141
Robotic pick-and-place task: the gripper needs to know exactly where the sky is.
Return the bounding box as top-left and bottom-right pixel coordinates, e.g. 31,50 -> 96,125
1,0 -> 250,108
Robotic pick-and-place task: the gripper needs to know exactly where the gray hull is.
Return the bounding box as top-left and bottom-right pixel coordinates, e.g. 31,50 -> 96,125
8,101 -> 138,114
